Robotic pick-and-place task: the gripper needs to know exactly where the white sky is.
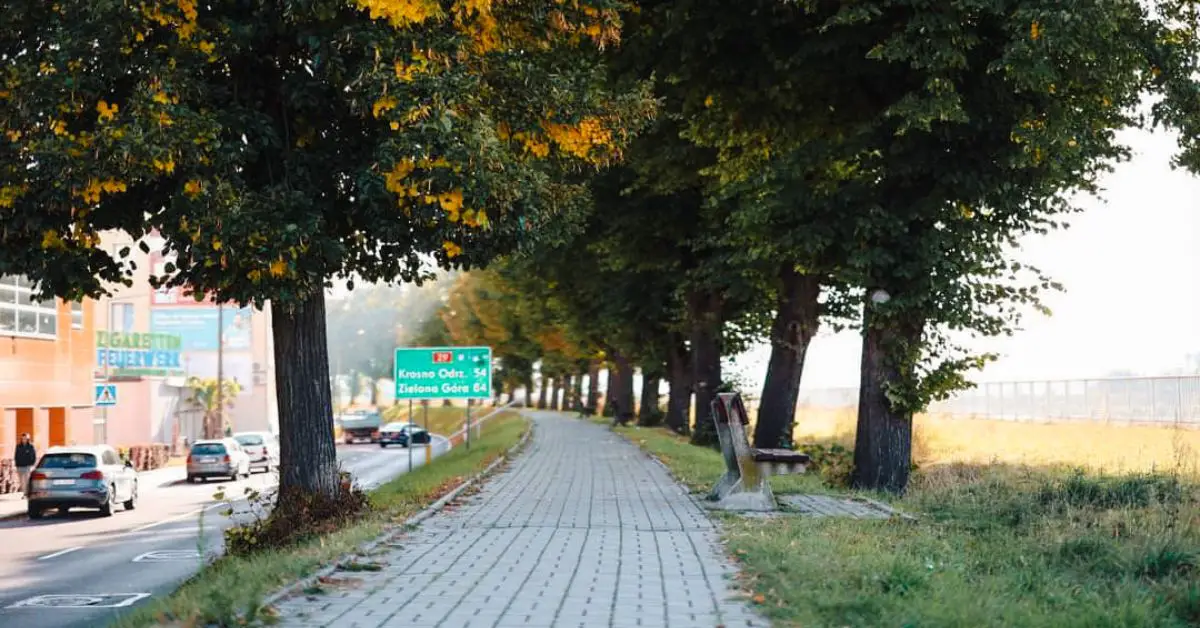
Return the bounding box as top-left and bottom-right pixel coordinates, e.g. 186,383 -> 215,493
734,126 -> 1200,390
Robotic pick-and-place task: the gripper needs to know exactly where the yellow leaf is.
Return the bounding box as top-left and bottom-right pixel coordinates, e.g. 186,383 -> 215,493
752,594 -> 766,604
704,95 -> 714,108
153,91 -> 171,105
41,229 -> 64,250
184,179 -> 203,198
442,240 -> 462,258
1030,21 -> 1040,41
153,157 -> 176,174
372,95 -> 398,119
96,100 -> 118,122
268,258 -> 287,277
212,239 -> 223,251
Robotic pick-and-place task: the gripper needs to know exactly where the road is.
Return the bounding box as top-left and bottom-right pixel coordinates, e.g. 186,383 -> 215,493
0,437 -> 450,628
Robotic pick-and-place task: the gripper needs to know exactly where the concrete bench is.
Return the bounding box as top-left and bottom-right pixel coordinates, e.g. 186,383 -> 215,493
706,393 -> 810,511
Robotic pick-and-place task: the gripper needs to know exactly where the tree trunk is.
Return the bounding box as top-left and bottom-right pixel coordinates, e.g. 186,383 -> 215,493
612,351 -> 635,425
602,368 -> 615,417
536,376 -> 548,409
851,303 -> 923,494
585,360 -> 600,415
689,291 -> 723,448
550,377 -> 563,411
638,373 -> 662,426
571,371 -> 584,411
272,291 -> 339,501
665,333 -> 691,434
523,376 -> 534,408
754,266 -> 822,449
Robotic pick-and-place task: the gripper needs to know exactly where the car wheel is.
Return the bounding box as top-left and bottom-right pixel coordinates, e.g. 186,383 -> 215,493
380,442 -> 387,448
124,481 -> 138,511
27,505 -> 43,520
186,474 -> 194,484
99,487 -> 115,517
199,476 -> 207,483
57,507 -> 70,515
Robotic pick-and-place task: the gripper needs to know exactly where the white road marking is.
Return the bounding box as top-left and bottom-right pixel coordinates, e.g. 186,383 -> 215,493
131,549 -> 201,563
129,503 -> 225,533
5,593 -> 151,609
35,547 -> 82,561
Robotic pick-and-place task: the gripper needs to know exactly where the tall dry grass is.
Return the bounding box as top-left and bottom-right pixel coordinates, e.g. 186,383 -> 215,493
793,406 -> 1200,475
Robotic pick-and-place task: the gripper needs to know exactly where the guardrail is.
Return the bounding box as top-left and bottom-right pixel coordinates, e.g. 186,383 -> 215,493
794,376 -> 1200,427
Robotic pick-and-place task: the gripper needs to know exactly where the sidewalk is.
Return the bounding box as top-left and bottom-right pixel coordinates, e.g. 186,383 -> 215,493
272,412 -> 765,628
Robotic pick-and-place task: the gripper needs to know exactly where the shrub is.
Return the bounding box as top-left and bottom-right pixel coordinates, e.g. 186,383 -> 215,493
222,471 -> 370,556
797,442 -> 855,489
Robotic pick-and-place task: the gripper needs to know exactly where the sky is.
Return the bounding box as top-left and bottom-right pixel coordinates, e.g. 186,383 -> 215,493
732,126 -> 1200,391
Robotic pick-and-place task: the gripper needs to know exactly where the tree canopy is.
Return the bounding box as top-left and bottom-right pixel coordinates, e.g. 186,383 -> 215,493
1,0 -> 653,504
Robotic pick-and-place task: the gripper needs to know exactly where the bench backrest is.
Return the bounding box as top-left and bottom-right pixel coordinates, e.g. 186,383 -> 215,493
713,393 -> 750,426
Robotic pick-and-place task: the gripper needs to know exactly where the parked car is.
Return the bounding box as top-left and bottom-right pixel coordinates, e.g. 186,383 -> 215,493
233,431 -> 278,473
186,438 -> 251,483
379,422 -> 432,448
26,445 -> 138,519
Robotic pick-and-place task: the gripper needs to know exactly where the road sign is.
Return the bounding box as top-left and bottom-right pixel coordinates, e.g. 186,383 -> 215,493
394,346 -> 492,400
94,384 -> 117,407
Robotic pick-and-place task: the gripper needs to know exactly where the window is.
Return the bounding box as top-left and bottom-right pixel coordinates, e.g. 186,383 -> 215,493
38,453 -> 97,469
0,275 -> 58,339
70,300 -> 83,330
110,302 -> 134,333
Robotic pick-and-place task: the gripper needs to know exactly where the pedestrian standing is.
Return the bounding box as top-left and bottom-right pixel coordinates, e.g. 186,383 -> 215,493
14,434 -> 37,498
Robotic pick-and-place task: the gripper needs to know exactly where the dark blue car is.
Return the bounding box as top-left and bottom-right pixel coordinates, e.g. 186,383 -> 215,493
378,422 -> 431,448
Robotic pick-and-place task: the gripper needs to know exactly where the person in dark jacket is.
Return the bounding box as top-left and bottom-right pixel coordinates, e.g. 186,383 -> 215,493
14,434 -> 36,498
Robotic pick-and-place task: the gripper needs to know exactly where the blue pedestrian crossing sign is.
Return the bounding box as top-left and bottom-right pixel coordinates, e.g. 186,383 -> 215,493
95,384 -> 118,407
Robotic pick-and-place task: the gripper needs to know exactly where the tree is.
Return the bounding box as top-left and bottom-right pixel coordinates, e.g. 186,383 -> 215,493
1,0 -> 652,513
186,376 -> 242,439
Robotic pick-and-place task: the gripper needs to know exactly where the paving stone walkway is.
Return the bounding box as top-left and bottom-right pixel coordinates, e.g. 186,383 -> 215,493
273,412 -> 766,628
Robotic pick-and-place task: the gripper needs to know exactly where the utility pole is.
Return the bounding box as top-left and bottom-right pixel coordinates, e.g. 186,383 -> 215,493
215,303 -> 224,438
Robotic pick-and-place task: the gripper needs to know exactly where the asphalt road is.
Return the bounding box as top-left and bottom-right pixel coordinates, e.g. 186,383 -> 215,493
0,437 -> 450,628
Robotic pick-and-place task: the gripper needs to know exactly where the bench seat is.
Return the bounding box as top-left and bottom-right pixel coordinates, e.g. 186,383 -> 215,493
751,448 -> 810,465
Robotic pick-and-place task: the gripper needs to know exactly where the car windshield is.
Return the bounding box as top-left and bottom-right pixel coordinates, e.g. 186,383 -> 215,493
235,434 -> 264,446
39,453 -> 97,469
191,443 -> 227,455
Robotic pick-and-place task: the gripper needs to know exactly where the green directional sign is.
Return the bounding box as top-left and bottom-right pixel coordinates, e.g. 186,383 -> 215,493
394,346 -> 493,400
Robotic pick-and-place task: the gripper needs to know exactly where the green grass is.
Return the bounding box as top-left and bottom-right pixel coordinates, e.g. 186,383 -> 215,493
616,423 -> 1200,628
109,412 -> 529,628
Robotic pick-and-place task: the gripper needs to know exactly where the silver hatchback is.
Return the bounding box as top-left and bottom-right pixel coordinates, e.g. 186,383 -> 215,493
26,445 -> 139,519
186,438 -> 251,483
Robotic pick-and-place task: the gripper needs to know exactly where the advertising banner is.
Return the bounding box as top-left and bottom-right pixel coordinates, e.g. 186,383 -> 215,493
150,307 -> 253,352
95,331 -> 185,377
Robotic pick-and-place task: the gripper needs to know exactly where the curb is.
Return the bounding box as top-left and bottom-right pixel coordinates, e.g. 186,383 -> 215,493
261,419 -> 535,609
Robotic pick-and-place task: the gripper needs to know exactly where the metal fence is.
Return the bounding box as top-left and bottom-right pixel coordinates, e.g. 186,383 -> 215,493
797,376 -> 1200,427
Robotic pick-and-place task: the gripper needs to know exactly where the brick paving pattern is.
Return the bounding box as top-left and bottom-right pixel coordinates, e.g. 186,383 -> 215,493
273,412 -> 766,628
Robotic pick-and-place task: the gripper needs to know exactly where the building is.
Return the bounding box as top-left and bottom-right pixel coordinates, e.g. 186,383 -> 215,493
95,232 -> 278,448
0,275 -> 97,456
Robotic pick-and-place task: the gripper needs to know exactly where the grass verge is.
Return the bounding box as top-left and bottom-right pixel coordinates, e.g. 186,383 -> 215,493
109,411 -> 529,628
615,422 -> 1200,628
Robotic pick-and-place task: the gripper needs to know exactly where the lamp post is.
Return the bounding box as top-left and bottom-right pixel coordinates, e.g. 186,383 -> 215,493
97,295 -> 140,445
214,303 -> 224,438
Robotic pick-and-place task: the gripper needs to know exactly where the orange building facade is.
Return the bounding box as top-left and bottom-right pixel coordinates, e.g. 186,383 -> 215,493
0,275 -> 97,458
